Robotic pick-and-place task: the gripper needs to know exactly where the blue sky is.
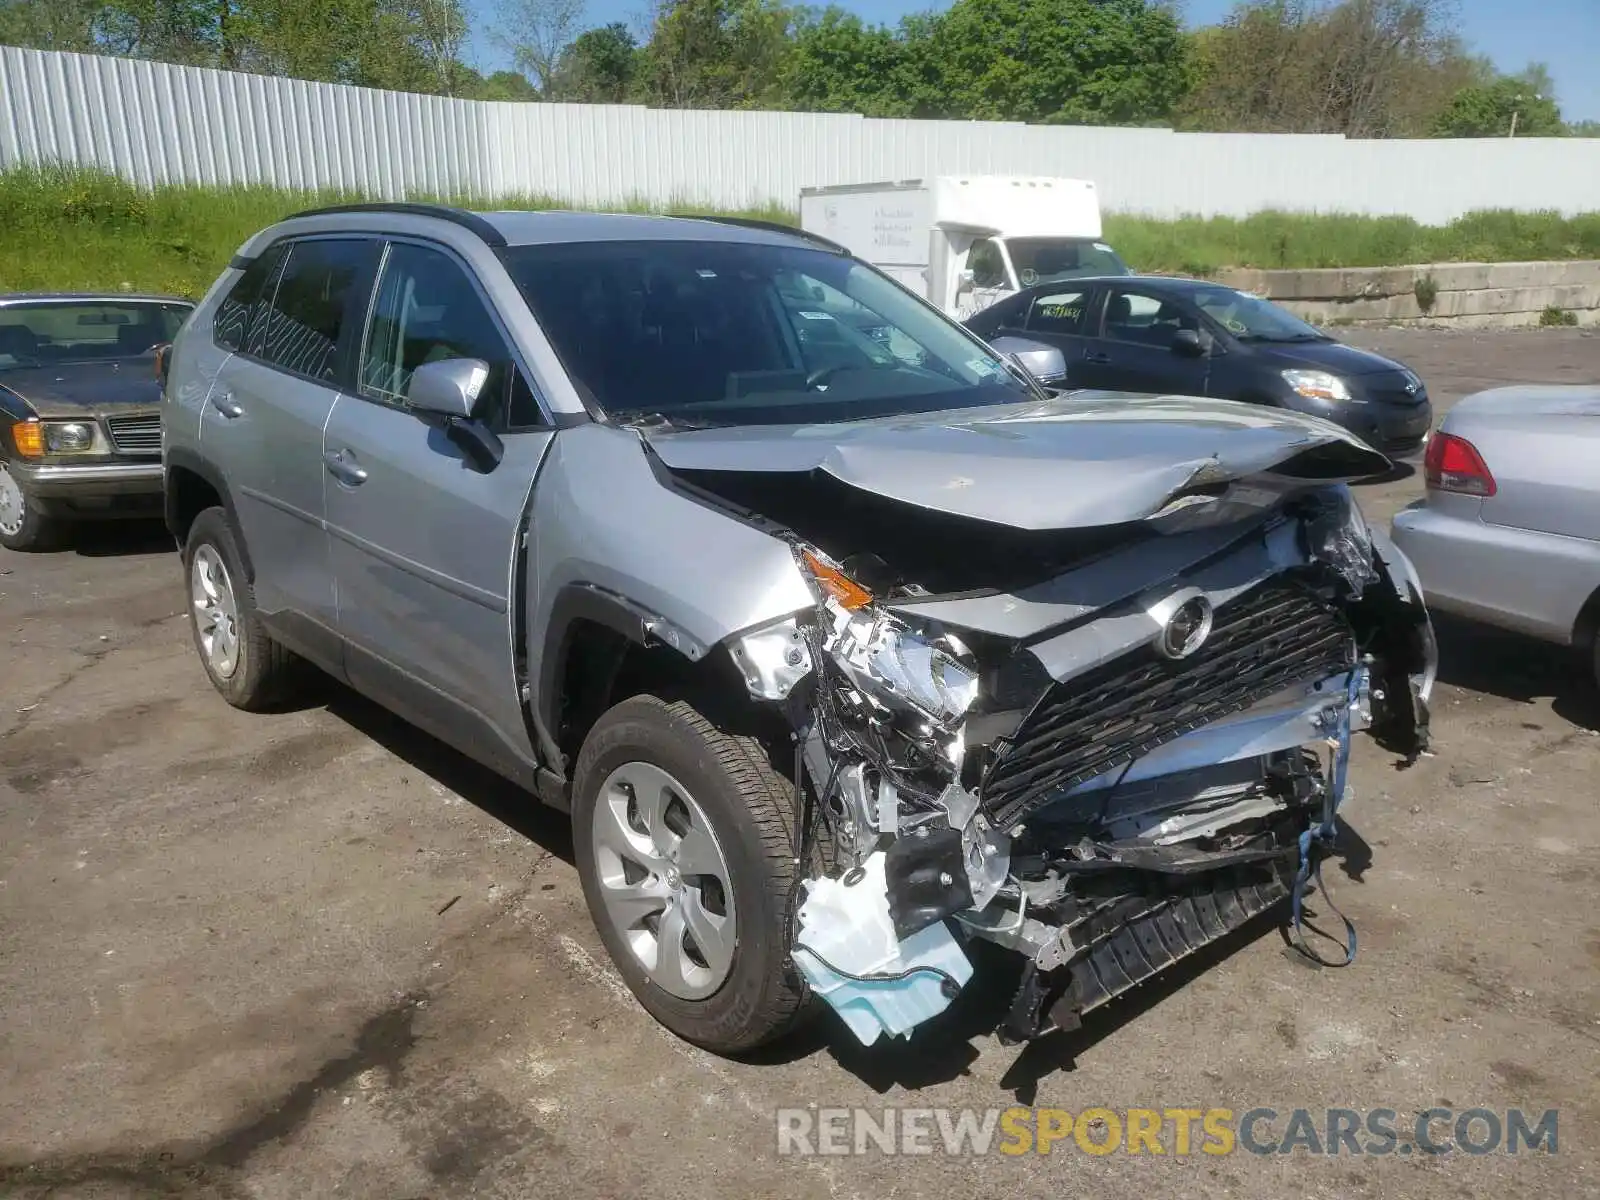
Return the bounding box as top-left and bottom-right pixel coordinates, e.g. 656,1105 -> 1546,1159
467,0 -> 1600,121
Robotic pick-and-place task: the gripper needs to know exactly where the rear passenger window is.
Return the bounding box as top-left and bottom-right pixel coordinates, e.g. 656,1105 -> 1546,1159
213,247 -> 284,352
1025,290 -> 1088,336
360,241 -> 541,428
1101,289 -> 1170,344
249,239 -> 370,381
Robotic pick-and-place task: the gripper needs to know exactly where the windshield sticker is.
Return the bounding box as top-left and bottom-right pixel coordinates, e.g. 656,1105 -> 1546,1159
1094,242 -> 1112,252
967,357 -> 1006,378
797,310 -> 834,321
696,269 -> 717,278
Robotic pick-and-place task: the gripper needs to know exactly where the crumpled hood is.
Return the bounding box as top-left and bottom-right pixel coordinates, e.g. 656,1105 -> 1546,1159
0,361 -> 160,419
647,393 -> 1388,530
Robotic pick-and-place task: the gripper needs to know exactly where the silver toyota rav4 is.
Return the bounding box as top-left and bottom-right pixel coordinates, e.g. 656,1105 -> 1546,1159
162,203 -> 1437,1055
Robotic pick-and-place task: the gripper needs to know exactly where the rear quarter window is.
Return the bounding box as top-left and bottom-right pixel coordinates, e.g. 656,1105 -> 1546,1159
245,239 -> 371,381
213,247 -> 284,353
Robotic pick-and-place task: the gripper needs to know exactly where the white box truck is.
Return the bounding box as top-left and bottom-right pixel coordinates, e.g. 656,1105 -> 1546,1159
799,175 -> 1130,320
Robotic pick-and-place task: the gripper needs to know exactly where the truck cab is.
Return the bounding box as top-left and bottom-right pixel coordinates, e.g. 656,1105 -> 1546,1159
800,175 -> 1130,319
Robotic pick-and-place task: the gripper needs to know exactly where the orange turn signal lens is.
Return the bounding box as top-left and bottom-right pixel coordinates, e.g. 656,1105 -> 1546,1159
801,549 -> 873,611
11,421 -> 44,458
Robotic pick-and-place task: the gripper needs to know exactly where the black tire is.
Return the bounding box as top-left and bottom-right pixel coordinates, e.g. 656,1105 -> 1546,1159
571,694 -> 811,1054
183,506 -> 299,711
0,462 -> 60,552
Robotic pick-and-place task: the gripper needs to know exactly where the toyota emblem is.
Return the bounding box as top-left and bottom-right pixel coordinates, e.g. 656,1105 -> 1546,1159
1156,595 -> 1214,660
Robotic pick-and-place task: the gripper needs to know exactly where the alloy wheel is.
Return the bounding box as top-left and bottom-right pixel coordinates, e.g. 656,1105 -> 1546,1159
590,760 -> 738,1000
191,544 -> 242,679
0,464 -> 25,538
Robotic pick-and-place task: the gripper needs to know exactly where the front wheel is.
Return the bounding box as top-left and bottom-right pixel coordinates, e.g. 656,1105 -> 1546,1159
571,694 -> 810,1054
183,507 -> 300,711
0,461 -> 59,552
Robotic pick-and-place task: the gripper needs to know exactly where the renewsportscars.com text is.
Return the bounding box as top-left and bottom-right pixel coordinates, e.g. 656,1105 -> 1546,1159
775,1106 -> 1558,1157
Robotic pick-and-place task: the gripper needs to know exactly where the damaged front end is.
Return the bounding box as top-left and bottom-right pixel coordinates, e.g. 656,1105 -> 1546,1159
714,453 -> 1435,1047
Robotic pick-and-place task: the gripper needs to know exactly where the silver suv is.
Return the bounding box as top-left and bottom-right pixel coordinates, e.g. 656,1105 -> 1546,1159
163,204 -> 1437,1055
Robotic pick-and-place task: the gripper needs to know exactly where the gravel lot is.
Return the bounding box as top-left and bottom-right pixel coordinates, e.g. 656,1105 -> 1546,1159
2,327 -> 1597,1200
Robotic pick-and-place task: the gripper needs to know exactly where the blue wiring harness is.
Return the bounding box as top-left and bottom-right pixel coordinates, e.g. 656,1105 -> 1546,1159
1290,667 -> 1362,967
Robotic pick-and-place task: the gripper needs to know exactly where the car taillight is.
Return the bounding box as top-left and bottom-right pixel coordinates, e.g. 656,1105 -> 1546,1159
1424,431 -> 1496,497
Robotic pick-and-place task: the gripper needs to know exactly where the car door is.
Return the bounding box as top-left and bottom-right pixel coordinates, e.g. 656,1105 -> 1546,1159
201,236 -> 377,661
1077,285 -> 1214,397
1014,287 -> 1096,382
323,238 -> 556,770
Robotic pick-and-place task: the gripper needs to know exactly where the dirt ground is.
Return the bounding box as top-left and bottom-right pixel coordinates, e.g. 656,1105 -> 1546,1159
2,327 -> 1598,1200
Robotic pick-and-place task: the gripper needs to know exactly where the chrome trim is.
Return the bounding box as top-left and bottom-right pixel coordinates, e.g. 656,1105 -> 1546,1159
8,461 -> 165,494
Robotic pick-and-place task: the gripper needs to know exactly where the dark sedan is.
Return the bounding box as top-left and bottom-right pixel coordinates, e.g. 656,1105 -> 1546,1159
0,293 -> 192,551
965,275 -> 1434,456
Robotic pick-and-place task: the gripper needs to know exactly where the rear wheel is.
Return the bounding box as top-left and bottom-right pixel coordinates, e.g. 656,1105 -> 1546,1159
0,461 -> 59,552
183,507 -> 300,710
571,694 -> 810,1054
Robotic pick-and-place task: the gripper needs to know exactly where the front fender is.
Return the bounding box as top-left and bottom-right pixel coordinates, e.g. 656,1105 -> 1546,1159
526,424 -> 815,734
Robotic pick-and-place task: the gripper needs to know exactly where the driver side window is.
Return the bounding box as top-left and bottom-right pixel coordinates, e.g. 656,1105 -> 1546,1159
360,242 -> 540,427
967,239 -> 1007,290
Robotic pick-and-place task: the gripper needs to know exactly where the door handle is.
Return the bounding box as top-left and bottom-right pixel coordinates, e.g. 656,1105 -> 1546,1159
210,390 -> 243,419
1083,351 -> 1111,365
323,448 -> 368,486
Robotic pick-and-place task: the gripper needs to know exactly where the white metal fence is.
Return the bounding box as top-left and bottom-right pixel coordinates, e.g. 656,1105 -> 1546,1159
4,46 -> 1599,222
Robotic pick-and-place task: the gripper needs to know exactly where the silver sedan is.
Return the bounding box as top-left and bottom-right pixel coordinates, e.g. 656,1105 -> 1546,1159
1390,385 -> 1600,686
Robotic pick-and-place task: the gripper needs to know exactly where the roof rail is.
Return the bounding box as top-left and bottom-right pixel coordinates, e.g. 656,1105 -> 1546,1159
281,202 -> 508,248
668,213 -> 849,256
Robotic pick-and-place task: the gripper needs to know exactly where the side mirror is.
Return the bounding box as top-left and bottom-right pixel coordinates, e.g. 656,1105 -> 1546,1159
989,336 -> 1068,387
1171,328 -> 1206,358
405,357 -> 490,420
957,269 -> 976,295
153,343 -> 172,391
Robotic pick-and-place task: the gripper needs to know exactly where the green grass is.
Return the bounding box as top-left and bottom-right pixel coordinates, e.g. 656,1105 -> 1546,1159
1102,208 -> 1600,276
2,165 -> 1598,297
0,165 -> 797,299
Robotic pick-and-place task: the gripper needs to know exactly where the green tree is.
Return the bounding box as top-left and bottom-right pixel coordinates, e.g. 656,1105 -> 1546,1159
549,22 -> 640,102
1570,119 -> 1600,138
918,0 -> 1189,124
474,68 -> 542,99
491,0 -> 584,93
779,8 -> 918,116
1179,0 -> 1487,137
0,0 -> 100,52
1433,72 -> 1566,137
640,0 -> 796,109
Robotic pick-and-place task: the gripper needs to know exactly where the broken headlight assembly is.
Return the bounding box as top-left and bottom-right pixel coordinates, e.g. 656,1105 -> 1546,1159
798,546 -> 978,728
1301,485 -> 1378,597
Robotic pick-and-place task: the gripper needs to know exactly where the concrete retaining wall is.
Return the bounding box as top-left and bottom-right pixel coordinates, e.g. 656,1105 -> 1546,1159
1217,261 -> 1600,328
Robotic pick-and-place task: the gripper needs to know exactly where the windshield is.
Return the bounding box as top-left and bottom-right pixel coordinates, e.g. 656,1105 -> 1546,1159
500,240 -> 1032,427
1005,238 -> 1129,286
1191,287 -> 1328,342
0,301 -> 190,369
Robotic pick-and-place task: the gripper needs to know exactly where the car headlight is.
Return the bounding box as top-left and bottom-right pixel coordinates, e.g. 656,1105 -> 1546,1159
1282,369 -> 1352,402
44,421 -> 99,453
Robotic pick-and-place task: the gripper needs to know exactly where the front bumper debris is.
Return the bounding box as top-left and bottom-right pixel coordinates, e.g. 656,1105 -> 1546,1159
726,488 -> 1435,1048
